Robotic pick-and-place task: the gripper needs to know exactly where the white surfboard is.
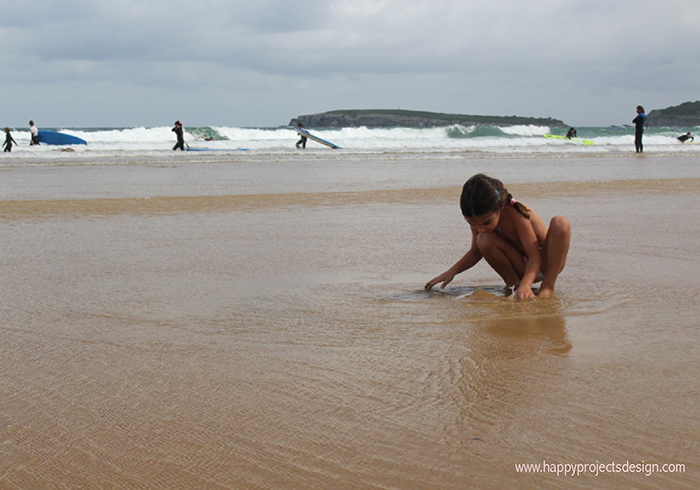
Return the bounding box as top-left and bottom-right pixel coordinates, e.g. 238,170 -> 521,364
294,127 -> 341,149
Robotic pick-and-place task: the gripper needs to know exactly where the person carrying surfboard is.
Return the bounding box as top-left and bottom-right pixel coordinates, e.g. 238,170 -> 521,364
172,121 -> 185,151
3,127 -> 17,152
566,128 -> 577,139
295,123 -> 308,149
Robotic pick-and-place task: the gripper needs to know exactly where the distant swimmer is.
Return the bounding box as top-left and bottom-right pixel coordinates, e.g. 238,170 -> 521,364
295,122 -> 307,149
677,132 -> 694,143
172,120 -> 185,151
29,120 -> 39,145
3,127 -> 17,152
633,105 -> 646,153
566,128 -> 577,139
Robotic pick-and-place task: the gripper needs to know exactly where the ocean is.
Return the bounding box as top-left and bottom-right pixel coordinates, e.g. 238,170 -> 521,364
2,125 -> 700,489
2,123 -> 700,161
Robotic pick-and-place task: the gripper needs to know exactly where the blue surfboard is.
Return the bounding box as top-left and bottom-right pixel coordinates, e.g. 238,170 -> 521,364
38,130 -> 87,146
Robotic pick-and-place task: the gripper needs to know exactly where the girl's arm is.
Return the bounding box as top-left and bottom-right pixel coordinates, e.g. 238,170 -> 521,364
425,229 -> 482,290
512,214 -> 542,300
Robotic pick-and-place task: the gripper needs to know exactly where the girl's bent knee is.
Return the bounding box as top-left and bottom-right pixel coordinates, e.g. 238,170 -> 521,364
550,216 -> 571,235
476,232 -> 497,251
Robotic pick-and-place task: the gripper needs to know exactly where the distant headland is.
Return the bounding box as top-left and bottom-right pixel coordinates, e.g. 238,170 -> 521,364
646,101 -> 700,127
289,109 -> 566,128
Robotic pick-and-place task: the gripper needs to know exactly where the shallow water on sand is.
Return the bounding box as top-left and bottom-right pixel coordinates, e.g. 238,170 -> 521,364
1,153 -> 699,489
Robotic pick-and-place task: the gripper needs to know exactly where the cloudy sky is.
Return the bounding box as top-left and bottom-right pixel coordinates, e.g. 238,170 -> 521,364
2,0 -> 699,128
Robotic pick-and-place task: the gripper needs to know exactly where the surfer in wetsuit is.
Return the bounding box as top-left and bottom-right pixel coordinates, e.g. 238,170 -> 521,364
3,127 -> 17,152
295,123 -> 307,149
566,128 -> 577,139
677,132 -> 694,143
29,120 -> 39,145
633,105 -> 646,153
172,120 -> 185,151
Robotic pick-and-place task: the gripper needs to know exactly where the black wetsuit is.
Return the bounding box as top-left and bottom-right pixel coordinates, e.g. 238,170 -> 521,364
172,125 -> 185,151
296,125 -> 307,148
633,113 -> 646,152
3,132 -> 16,152
678,134 -> 694,143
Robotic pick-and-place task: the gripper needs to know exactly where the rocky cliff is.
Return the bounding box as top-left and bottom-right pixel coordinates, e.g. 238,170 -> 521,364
646,101 -> 700,127
288,109 -> 566,128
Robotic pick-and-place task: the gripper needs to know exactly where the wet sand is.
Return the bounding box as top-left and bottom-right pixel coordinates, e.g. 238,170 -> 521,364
1,154 -> 699,489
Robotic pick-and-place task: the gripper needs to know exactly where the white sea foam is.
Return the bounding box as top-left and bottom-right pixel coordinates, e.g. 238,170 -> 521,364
2,124 -> 699,165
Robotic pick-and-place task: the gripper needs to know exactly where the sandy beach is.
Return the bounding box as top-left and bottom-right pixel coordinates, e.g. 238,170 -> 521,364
1,151 -> 699,489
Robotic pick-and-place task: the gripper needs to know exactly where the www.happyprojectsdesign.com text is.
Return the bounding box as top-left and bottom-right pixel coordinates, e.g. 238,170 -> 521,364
515,460 -> 685,477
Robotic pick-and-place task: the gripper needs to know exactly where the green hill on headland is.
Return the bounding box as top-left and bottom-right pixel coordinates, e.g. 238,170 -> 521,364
289,109 -> 566,128
646,101 -> 700,127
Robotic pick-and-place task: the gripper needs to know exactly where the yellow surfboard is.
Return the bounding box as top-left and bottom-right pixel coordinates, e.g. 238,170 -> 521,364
544,134 -> 594,145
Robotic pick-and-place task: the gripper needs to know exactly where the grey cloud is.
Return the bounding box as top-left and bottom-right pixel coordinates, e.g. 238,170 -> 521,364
2,0 -> 700,126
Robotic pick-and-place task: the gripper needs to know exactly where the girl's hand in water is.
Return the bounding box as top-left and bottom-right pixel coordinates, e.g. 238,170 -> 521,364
515,284 -> 535,301
425,272 -> 454,291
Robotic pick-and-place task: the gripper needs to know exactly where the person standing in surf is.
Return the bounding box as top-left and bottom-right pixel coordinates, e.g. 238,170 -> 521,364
633,105 -> 646,153
172,120 -> 185,151
29,120 -> 39,146
425,174 -> 571,300
3,127 -> 17,152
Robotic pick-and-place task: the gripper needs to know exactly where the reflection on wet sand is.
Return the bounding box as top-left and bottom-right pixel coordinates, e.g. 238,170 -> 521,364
470,294 -> 572,357
439,291 -> 571,440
